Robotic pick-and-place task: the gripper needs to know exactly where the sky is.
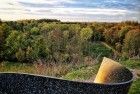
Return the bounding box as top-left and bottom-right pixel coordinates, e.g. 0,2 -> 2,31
0,0 -> 140,22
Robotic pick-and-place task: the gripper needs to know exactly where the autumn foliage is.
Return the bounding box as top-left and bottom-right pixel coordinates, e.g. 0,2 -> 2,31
0,19 -> 139,63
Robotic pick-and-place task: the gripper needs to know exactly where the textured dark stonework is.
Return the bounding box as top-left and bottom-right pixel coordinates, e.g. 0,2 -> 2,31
0,72 -> 133,94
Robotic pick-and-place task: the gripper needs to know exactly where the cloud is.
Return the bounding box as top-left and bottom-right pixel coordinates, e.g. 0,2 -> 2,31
18,0 -> 76,7
0,0 -> 139,22
29,7 -> 138,17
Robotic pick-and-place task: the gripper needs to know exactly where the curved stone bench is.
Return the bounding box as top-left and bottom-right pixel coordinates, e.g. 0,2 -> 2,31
0,58 -> 133,94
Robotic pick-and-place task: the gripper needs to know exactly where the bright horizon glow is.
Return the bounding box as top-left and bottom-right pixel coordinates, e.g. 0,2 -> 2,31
0,0 -> 140,22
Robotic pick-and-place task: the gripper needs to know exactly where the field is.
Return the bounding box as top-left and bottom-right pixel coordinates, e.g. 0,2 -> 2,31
0,43 -> 140,94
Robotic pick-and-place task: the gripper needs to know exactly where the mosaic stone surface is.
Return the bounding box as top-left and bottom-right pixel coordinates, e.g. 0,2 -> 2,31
0,72 -> 133,94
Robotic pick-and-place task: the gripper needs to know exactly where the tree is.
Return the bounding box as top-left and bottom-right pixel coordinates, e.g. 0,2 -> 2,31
0,26 -> 4,45
103,26 -> 119,45
118,26 -> 130,43
30,27 -> 40,35
68,24 -> 81,32
115,42 -> 122,52
123,29 -> 140,56
40,23 -> 59,32
16,48 -> 25,62
90,24 -> 104,41
4,30 -> 20,60
80,27 -> 93,41
0,26 -> 4,60
4,29 -> 48,62
0,19 -> 2,25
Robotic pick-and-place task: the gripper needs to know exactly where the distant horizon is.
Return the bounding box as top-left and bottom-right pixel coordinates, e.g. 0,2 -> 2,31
0,0 -> 140,22
1,18 -> 140,23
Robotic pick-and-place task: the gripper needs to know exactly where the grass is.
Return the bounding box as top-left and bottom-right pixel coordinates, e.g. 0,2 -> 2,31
129,78 -> 140,94
87,42 -> 113,58
0,60 -> 140,94
0,61 -> 73,77
101,42 -> 121,56
0,62 -> 36,73
120,59 -> 140,94
63,64 -> 99,81
121,59 -> 140,69
0,61 -> 97,77
0,43 -> 139,94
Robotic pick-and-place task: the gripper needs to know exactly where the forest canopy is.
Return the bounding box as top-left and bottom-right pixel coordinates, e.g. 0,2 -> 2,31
0,19 -> 140,63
